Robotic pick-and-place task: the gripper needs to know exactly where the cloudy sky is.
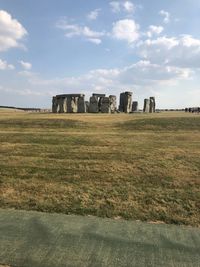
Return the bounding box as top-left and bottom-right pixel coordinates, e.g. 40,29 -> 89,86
0,0 -> 200,108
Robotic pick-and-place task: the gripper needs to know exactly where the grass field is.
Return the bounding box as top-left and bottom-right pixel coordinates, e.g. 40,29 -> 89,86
0,110 -> 199,226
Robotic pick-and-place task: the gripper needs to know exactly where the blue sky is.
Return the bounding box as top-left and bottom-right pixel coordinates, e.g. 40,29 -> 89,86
0,0 -> 200,108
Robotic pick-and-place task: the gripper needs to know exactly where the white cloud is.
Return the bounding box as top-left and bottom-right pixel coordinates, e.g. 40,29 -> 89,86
19,60 -> 32,70
3,59 -> 195,108
18,70 -> 35,77
87,9 -> 101,20
112,19 -> 139,43
123,1 -> 135,13
82,26 -> 104,38
0,86 -> 44,96
159,10 -> 170,24
147,25 -> 164,38
0,59 -> 14,70
110,1 -> 121,13
118,61 -> 192,85
110,1 -> 135,13
27,60 -> 191,94
88,38 -> 102,45
56,19 -> 105,44
0,10 -> 27,51
137,35 -> 200,68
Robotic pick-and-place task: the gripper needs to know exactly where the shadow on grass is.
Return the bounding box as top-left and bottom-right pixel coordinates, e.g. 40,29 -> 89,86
0,118 -> 88,129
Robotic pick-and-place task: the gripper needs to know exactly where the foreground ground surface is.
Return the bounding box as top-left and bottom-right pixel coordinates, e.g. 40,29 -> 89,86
0,110 -> 200,226
0,209 -> 200,267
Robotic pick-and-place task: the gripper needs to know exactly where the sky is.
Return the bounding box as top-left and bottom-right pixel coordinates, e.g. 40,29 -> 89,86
0,0 -> 200,109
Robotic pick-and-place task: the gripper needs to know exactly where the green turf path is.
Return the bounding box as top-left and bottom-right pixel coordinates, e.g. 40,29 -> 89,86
0,209 -> 200,267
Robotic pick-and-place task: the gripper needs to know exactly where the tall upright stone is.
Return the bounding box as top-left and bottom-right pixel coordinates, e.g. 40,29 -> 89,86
143,99 -> 150,113
119,92 -> 125,112
89,93 -> 115,113
89,96 -> 99,113
85,101 -> 89,113
70,96 -> 79,113
52,97 -> 58,113
63,97 -> 67,113
57,97 -> 64,113
101,97 -> 111,113
149,97 -> 156,113
119,91 -> 132,113
132,101 -> 138,112
109,95 -> 117,113
78,96 -> 86,113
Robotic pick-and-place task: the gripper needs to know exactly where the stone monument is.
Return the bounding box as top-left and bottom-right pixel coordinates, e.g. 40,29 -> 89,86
52,94 -> 86,113
132,101 -> 139,112
119,92 -> 133,113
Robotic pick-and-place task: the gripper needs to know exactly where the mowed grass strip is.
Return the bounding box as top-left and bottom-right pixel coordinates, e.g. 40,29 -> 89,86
0,111 -> 200,226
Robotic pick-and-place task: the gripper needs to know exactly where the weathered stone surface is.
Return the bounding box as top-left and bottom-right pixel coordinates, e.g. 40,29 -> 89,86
143,99 -> 150,113
63,98 -> 67,113
187,107 -> 200,113
149,97 -> 156,113
119,92 -> 132,113
52,94 -> 85,113
78,96 -> 86,113
56,94 -> 84,98
57,97 -> 65,113
85,101 -> 89,113
92,93 -> 106,98
132,101 -> 138,112
52,92 -> 132,114
109,95 -> 117,113
89,96 -> 99,113
70,96 -> 78,113
89,93 -> 117,113
101,97 -> 111,113
52,97 -> 58,113
98,97 -> 104,112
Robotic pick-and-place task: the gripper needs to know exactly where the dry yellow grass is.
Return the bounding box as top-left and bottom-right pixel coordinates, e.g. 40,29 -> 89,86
0,111 -> 199,226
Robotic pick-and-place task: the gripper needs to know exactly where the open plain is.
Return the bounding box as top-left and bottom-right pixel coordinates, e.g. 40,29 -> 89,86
0,110 -> 200,226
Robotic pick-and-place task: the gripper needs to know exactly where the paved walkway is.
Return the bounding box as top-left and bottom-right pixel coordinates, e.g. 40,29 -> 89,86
0,209 -> 200,267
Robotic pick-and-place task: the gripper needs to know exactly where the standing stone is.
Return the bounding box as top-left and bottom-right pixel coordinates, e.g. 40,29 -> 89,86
66,95 -> 80,113
119,92 -> 133,113
109,95 -> 117,113
119,92 -> 125,112
78,96 -> 86,113
89,96 -> 99,113
70,96 -> 78,113
132,101 -> 138,112
66,97 -> 73,113
143,99 -> 150,113
52,97 -> 58,113
85,101 -> 89,113
124,92 -> 133,113
57,97 -> 64,113
98,97 -> 104,112
101,97 -> 111,113
52,94 -> 86,113
149,97 -> 156,113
